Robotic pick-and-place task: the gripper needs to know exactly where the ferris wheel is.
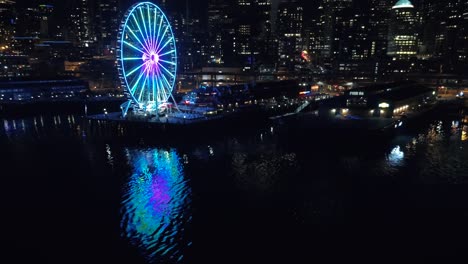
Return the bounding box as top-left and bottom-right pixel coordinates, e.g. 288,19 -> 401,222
118,2 -> 177,117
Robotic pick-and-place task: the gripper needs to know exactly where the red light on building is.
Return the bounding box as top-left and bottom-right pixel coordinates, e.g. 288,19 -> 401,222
301,50 -> 311,62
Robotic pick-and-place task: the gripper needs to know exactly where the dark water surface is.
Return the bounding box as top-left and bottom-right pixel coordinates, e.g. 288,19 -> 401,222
1,111 -> 468,263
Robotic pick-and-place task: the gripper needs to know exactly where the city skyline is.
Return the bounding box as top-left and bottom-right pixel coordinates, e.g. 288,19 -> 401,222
1,0 -> 467,81
1,1 -> 468,263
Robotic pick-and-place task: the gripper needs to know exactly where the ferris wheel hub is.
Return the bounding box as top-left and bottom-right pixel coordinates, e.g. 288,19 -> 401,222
142,52 -> 159,64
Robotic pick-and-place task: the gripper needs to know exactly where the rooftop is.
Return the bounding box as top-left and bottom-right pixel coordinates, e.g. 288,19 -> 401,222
392,0 -> 414,9
347,81 -> 416,96
380,85 -> 433,102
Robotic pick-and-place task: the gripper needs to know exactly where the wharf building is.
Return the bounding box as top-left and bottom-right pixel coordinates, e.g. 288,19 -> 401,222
320,82 -> 436,119
0,78 -> 88,102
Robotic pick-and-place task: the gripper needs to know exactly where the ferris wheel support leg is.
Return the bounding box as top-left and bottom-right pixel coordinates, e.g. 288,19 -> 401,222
169,93 -> 180,112
121,100 -> 132,118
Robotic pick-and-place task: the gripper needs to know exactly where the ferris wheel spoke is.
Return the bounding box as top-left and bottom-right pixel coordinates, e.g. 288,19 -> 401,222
131,13 -> 151,52
159,75 -> 169,102
129,69 -> 146,94
157,77 -> 167,102
152,9 -> 158,46
123,40 -> 145,55
158,62 -> 175,79
122,57 -> 142,61
146,5 -> 154,51
152,72 -> 157,102
155,66 -> 168,101
146,5 -> 154,49
137,72 -> 148,103
155,75 -> 161,102
126,26 -> 149,54
158,68 -> 172,98
156,37 -> 173,54
155,26 -> 169,52
161,75 -> 174,98
158,49 -> 175,57
154,16 -> 164,51
159,59 -> 176,66
139,7 -> 150,48
158,68 -> 167,101
161,71 -> 173,94
125,62 -> 145,77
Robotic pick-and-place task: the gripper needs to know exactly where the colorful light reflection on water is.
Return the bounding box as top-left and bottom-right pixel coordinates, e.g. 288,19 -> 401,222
121,148 -> 191,263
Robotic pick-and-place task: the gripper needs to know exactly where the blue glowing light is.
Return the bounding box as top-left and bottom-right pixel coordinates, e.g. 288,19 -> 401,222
388,145 -> 405,165
118,2 -> 177,114
392,0 -> 414,9
121,149 -> 191,262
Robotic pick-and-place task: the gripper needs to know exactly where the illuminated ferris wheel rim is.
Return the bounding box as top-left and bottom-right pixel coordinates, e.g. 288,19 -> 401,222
118,1 -> 177,113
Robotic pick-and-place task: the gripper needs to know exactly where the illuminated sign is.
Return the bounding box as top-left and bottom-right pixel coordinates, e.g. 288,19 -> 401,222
379,102 -> 390,108
349,91 -> 364,96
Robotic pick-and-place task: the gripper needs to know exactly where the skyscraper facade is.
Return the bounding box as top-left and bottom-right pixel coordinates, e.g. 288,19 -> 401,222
95,0 -> 120,55
420,0 -> 467,68
207,0 -> 233,65
0,0 -> 16,48
387,0 -> 419,60
305,0 -> 356,63
306,3 -> 329,63
277,0 -> 303,70
231,0 -> 271,66
38,4 -> 55,39
69,0 -> 95,48
369,0 -> 393,58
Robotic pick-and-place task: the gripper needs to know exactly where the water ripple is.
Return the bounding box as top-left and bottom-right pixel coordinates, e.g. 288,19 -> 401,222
121,148 -> 191,263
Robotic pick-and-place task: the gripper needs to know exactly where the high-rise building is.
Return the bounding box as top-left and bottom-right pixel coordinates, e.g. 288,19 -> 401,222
69,0 -> 95,48
460,1 -> 468,63
308,0 -> 353,62
420,0 -> 467,67
369,0 -> 393,58
253,0 -> 275,65
207,0 -> 233,65
277,0 -> 303,70
387,0 -> 419,60
169,1 -> 206,72
328,0 -> 353,61
0,0 -> 16,48
16,7 -> 41,37
95,0 -> 120,55
306,3 -> 330,63
206,0 -> 273,67
15,3 -> 61,40
234,0 -> 255,62
230,0 -> 275,67
336,3 -> 372,62
38,4 -> 54,39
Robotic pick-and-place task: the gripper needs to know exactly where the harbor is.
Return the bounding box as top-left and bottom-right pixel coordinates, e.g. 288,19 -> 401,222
2,0 -> 468,262
83,81 -> 443,139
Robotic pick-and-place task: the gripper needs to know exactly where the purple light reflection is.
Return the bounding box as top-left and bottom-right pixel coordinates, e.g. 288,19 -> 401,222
142,47 -> 161,77
149,176 -> 171,215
